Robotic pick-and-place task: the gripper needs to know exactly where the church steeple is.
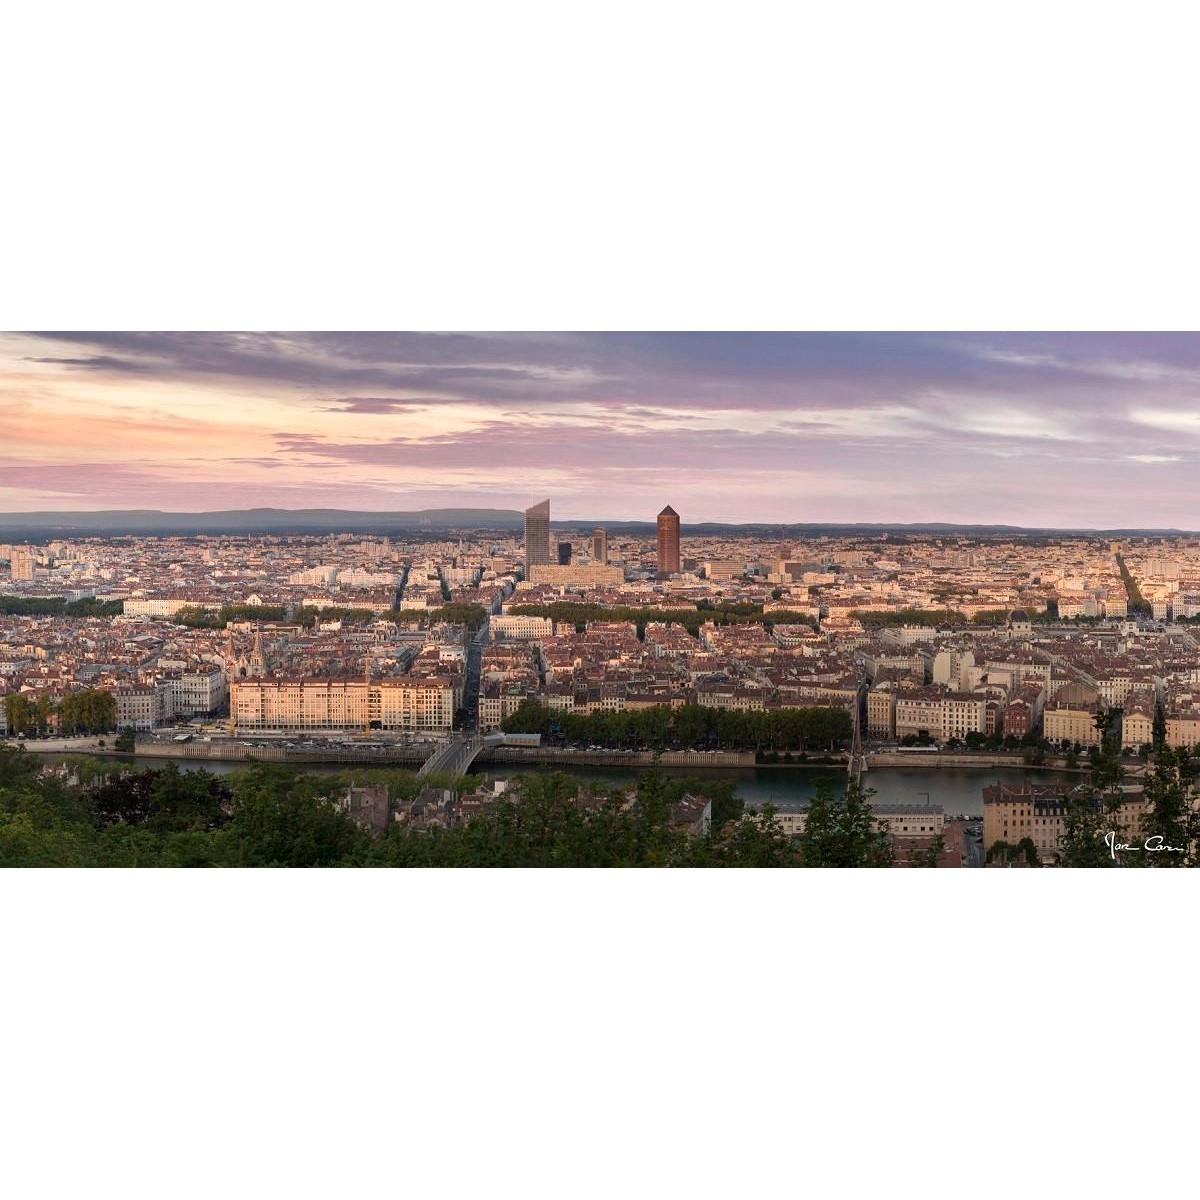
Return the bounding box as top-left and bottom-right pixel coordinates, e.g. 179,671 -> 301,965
248,627 -> 268,678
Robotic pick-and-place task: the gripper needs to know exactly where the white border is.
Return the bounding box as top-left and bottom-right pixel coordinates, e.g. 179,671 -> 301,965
5,2 -> 1199,1196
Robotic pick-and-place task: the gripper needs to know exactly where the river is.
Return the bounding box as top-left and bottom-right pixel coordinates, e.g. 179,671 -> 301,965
48,754 -> 1078,818
478,763 -> 1078,817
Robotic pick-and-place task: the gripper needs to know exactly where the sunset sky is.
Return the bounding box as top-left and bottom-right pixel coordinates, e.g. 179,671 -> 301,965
4,331 -> 1200,526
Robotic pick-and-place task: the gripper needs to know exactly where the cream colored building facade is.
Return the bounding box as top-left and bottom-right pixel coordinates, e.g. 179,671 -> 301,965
867,684 -> 896,738
774,805 -> 943,839
1166,711 -> 1200,751
983,784 -> 1149,863
527,564 -> 624,587
231,677 -> 454,732
1043,705 -> 1102,746
1120,692 -> 1156,751
490,615 -> 555,640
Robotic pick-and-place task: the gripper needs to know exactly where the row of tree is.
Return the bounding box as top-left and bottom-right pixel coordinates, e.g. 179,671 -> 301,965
173,604 -> 289,628
501,699 -> 853,752
507,602 -> 817,639
382,603 -> 489,630
4,688 -> 118,736
852,606 -> 1053,628
292,605 -> 381,628
0,596 -> 124,617
170,601 -> 489,632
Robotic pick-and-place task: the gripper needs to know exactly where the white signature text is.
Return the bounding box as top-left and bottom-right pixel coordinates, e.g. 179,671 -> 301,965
1105,831 -> 1186,859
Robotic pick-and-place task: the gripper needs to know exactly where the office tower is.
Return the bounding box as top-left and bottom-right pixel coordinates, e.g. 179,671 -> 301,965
557,541 -> 572,565
524,499 -> 551,575
10,545 -> 35,581
657,505 -> 680,575
592,528 -> 608,565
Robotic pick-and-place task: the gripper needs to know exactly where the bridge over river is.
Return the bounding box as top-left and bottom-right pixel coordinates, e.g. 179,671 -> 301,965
417,734 -> 488,779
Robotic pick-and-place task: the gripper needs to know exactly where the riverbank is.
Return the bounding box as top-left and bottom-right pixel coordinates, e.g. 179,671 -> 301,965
866,751 -> 1129,774
6,736 -> 1127,776
26,746 -> 1089,819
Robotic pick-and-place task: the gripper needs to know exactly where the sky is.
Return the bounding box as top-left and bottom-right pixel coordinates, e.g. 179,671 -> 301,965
3,331 -> 1200,526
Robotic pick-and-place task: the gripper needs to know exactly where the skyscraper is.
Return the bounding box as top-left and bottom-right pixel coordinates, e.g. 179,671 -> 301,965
592,527 -> 608,565
657,505 -> 680,575
524,499 -> 551,575
557,541 -> 572,565
10,545 -> 35,581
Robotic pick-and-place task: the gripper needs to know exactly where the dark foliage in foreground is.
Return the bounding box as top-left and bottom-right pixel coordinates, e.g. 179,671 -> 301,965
0,745 -> 901,868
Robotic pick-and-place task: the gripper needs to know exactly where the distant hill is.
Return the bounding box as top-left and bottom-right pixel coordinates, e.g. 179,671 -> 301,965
0,509 -> 1192,538
0,508 -> 529,536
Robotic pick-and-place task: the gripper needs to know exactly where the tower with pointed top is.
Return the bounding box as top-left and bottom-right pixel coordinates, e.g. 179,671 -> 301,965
524,499 -> 551,575
657,505 -> 680,575
248,628 -> 268,678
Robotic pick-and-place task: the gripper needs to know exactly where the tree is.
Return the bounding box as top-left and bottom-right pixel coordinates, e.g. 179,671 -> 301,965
908,834 -> 945,867
33,693 -> 54,736
986,837 -> 1039,867
0,744 -> 42,788
795,779 -> 893,867
58,688 -> 118,735
4,693 -> 35,736
1132,746 -> 1200,867
502,700 -> 852,754
685,803 -> 801,867
1057,787 -> 1115,867
225,764 -> 368,867
89,770 -> 157,825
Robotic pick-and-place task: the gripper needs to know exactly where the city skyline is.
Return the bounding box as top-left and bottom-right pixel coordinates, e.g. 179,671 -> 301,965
6,331 -> 1200,525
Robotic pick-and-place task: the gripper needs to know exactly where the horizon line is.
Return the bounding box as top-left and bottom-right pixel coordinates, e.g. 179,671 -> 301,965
0,506 -> 1197,536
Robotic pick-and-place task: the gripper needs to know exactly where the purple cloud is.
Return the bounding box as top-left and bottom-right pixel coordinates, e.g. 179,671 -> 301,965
8,332 -> 1200,523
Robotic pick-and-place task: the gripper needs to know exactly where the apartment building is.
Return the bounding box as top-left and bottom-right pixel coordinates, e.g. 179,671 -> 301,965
983,782 -> 1149,863
867,682 -> 896,738
114,684 -> 159,731
10,546 -> 36,581
942,692 -> 986,741
894,687 -> 944,740
1043,702 -> 1102,747
1120,689 -> 1156,751
932,648 -> 975,690
377,679 -> 457,730
478,682 -> 534,731
894,686 -> 984,741
1165,708 -> 1200,751
231,677 -> 454,732
695,680 -> 768,711
773,803 -> 944,840
490,615 -> 555,641
527,564 -> 624,587
1001,697 -> 1034,739
160,667 -> 228,716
